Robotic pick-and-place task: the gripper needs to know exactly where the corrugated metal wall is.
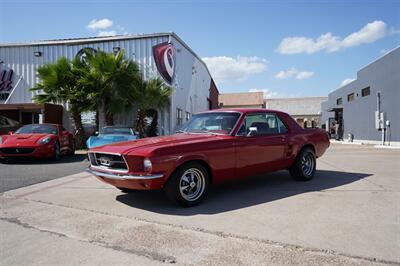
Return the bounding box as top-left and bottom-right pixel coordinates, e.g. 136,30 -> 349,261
0,35 -> 169,103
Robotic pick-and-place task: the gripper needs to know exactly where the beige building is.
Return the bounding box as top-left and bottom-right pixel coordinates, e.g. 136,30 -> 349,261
265,97 -> 327,128
219,92 -> 265,109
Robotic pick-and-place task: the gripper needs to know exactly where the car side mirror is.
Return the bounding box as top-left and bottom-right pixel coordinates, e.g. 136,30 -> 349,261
8,131 -> 14,135
247,127 -> 257,137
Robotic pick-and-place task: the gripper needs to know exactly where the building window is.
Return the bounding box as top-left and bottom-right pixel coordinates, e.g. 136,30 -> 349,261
185,112 -> 191,121
361,87 -> 370,97
176,108 -> 183,126
347,93 -> 355,102
336,98 -> 342,105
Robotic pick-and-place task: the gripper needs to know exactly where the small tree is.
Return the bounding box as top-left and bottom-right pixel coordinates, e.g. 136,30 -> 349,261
135,78 -> 172,137
30,57 -> 90,148
80,49 -> 142,126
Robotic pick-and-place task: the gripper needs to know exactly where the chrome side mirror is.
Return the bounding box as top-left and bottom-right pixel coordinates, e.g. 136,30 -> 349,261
247,127 -> 257,137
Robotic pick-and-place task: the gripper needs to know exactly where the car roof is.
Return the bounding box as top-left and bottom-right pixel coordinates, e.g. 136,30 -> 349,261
102,126 -> 132,128
199,108 -> 287,115
23,123 -> 60,126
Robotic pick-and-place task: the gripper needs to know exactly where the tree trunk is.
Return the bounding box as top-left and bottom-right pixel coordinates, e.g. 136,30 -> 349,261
103,98 -> 114,126
147,110 -> 158,137
136,109 -> 147,138
71,108 -> 85,149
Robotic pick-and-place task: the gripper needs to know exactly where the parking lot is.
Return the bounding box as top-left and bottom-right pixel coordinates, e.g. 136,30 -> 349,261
1,143 -> 399,265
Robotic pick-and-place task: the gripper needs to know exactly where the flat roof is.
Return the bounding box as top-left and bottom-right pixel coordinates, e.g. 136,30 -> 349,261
219,92 -> 264,106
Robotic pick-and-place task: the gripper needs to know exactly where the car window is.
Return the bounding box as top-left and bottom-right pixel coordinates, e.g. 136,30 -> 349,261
101,127 -> 133,135
179,112 -> 240,135
15,124 -> 58,135
237,113 -> 287,136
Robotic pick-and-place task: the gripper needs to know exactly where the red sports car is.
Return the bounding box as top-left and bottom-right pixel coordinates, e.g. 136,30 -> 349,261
87,109 -> 330,206
0,123 -> 75,160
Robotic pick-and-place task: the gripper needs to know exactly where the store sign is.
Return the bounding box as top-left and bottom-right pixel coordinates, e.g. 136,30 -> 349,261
0,69 -> 13,92
153,42 -> 176,85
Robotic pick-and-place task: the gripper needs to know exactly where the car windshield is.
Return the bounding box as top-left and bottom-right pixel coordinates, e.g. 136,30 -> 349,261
178,112 -> 241,135
100,127 -> 133,135
15,124 -> 58,135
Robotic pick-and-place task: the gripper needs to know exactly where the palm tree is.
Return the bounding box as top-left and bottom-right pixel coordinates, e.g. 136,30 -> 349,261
135,78 -> 172,137
30,57 -> 90,148
80,49 -> 142,126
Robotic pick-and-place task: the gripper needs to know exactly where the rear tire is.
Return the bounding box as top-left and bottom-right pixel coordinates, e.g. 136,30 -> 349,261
69,141 -> 75,155
165,162 -> 210,207
289,147 -> 316,181
53,142 -> 61,161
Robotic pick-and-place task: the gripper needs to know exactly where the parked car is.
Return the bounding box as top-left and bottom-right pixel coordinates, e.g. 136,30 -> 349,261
86,126 -> 138,149
86,109 -> 330,206
0,123 -> 75,160
0,115 -> 21,135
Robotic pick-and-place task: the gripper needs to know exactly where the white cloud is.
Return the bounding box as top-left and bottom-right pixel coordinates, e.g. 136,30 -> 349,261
340,78 -> 356,87
97,30 -> 117,37
277,20 -> 389,54
88,18 -> 113,30
202,56 -> 267,83
275,68 -> 314,80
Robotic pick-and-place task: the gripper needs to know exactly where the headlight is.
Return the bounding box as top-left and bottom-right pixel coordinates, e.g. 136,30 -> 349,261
143,158 -> 152,172
39,136 -> 52,145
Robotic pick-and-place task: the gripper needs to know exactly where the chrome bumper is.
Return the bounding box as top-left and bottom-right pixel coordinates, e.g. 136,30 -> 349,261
86,168 -> 163,180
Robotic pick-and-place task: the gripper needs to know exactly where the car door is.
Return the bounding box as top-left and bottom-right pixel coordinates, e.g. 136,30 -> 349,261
234,112 -> 288,178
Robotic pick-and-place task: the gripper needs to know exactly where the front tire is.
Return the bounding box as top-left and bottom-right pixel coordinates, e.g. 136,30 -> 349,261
290,147 -> 316,181
165,162 -> 210,207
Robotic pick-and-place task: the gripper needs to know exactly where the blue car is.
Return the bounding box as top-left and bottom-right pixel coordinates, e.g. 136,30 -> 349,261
86,126 -> 138,149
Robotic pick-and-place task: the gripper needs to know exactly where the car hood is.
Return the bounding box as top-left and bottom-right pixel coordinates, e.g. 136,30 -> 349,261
89,133 -> 224,155
1,133 -> 52,146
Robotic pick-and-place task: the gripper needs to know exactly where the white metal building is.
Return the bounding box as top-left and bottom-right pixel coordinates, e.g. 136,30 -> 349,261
0,33 -> 219,135
321,47 -> 400,145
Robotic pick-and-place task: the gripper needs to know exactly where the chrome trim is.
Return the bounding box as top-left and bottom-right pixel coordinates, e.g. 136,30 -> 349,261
86,168 -> 163,180
88,151 -> 129,173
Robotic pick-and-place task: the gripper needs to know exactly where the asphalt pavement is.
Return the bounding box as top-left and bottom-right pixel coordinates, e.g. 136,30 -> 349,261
0,153 -> 88,192
1,144 -> 399,265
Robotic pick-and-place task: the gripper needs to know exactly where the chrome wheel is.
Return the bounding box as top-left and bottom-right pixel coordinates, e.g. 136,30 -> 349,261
179,168 -> 206,202
301,152 -> 315,177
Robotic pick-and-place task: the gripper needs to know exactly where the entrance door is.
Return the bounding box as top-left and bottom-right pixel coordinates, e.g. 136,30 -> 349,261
334,109 -> 344,140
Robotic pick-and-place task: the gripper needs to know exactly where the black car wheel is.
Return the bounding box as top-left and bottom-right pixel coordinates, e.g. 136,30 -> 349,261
53,142 -> 61,161
289,147 -> 316,181
165,162 -> 210,207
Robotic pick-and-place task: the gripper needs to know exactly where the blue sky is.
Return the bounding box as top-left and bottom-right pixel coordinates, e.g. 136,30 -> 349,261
1,0 -> 399,97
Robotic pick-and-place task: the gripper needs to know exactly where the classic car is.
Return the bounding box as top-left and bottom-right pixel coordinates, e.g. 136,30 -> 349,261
0,123 -> 75,160
86,109 -> 330,206
86,126 -> 138,149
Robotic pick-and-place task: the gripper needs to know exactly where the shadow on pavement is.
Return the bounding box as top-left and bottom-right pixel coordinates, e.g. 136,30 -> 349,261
0,154 -> 87,165
116,169 -> 372,215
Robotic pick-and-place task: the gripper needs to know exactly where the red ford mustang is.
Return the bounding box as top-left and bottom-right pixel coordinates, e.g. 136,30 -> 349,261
87,109 -> 330,206
0,123 -> 75,160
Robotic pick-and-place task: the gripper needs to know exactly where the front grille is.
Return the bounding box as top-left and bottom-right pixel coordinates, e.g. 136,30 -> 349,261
0,148 -> 35,154
88,152 -> 128,172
